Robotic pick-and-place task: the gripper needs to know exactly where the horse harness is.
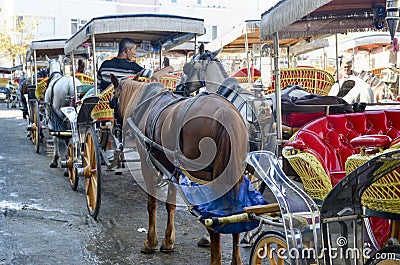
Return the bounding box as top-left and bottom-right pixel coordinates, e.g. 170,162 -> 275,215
47,71 -> 68,125
178,51 -> 229,96
124,89 -> 215,185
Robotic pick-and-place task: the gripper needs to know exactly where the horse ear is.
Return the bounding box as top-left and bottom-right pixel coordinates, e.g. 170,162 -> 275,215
198,43 -> 205,55
211,48 -> 222,57
110,73 -> 119,88
45,55 -> 50,62
58,55 -> 63,64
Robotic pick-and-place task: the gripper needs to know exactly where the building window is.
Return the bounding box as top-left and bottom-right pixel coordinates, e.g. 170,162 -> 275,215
16,16 -> 55,36
71,19 -> 87,34
37,17 -> 55,35
171,0 -> 177,3
197,0 -> 202,4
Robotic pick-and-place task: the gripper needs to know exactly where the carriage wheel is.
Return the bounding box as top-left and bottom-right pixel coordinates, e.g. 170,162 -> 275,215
83,126 -> 101,219
31,102 -> 41,153
365,245 -> 400,265
249,232 -> 289,265
67,140 -> 79,191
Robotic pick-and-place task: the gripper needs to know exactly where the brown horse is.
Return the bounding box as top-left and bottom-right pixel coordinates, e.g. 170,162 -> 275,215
110,74 -> 249,265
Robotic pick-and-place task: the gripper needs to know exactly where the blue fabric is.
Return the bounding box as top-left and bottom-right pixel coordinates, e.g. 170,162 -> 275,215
180,174 -> 268,234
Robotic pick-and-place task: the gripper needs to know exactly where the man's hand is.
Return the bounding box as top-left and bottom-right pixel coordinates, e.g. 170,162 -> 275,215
151,66 -> 174,81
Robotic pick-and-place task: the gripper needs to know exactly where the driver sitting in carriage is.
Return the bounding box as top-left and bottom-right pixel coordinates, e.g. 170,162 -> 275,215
98,38 -> 153,147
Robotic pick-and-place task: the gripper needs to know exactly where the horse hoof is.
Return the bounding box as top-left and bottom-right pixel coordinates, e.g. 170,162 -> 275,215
140,247 -> 156,254
197,236 -> 211,248
50,163 -> 57,168
160,245 -> 174,253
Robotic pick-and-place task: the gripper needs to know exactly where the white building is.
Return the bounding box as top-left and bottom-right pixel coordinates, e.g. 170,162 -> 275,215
0,0 -> 271,66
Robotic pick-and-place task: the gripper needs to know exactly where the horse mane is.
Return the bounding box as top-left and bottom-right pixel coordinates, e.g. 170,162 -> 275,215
118,79 -> 148,123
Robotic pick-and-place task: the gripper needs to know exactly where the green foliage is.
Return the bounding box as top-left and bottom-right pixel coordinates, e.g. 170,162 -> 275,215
0,18 -> 36,65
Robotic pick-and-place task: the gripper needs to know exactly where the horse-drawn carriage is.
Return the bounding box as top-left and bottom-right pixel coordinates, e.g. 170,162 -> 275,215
61,13 -> 205,218
24,38 -> 69,154
0,65 -> 23,109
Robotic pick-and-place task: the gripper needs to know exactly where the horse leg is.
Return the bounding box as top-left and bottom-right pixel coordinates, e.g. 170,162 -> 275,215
231,233 -> 242,265
50,136 -> 59,168
160,183 -> 177,253
140,164 -> 158,254
209,230 -> 222,265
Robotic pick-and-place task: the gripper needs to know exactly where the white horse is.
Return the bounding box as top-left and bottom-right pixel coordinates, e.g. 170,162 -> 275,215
177,44 -> 276,153
44,55 -> 82,168
328,76 -> 375,103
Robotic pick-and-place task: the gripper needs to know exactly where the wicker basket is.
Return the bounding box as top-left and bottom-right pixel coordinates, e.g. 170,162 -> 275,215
266,68 -> 334,95
234,76 -> 261,84
35,77 -> 49,100
91,85 -> 114,121
346,149 -> 400,215
282,148 -> 332,201
370,67 -> 386,79
139,76 -> 180,90
75,73 -> 94,85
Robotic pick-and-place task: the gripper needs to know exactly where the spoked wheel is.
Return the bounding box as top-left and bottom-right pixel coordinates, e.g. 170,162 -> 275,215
83,126 -> 101,219
249,232 -> 289,265
365,245 -> 400,265
31,102 -> 41,153
66,140 -> 78,191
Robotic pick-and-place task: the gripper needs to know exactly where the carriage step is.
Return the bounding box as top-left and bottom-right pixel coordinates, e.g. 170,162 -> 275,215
45,138 -> 55,149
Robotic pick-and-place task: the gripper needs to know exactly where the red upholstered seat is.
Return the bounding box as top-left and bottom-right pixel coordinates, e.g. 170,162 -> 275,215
285,110 -> 400,186
283,109 -> 400,248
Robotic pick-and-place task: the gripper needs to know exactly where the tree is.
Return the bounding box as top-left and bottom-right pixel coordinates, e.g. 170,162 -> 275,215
0,18 -> 37,65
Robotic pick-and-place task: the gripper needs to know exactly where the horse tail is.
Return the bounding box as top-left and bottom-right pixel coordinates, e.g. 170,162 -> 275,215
212,106 -> 247,194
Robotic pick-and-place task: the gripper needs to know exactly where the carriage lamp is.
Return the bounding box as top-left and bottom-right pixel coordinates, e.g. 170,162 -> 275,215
246,86 -> 273,149
386,0 -> 400,43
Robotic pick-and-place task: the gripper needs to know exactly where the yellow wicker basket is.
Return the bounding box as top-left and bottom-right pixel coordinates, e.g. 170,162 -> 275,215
234,76 -> 261,84
370,67 -> 386,79
346,149 -> 400,215
35,77 -> 49,100
90,75 -> 180,120
266,68 -> 335,95
91,85 -> 114,121
75,73 -> 94,85
139,76 -> 180,90
282,148 -> 332,201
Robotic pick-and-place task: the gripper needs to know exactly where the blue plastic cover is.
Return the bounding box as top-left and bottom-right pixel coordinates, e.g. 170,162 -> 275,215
179,174 -> 268,234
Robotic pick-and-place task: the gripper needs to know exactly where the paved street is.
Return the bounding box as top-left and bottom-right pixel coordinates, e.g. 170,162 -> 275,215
0,101 -> 254,265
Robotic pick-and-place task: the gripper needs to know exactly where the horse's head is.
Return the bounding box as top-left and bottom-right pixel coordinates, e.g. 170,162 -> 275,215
46,55 -> 63,78
177,43 -> 226,95
110,73 -> 149,122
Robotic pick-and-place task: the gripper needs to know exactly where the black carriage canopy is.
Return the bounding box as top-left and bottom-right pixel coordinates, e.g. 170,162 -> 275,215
64,14 -> 205,56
